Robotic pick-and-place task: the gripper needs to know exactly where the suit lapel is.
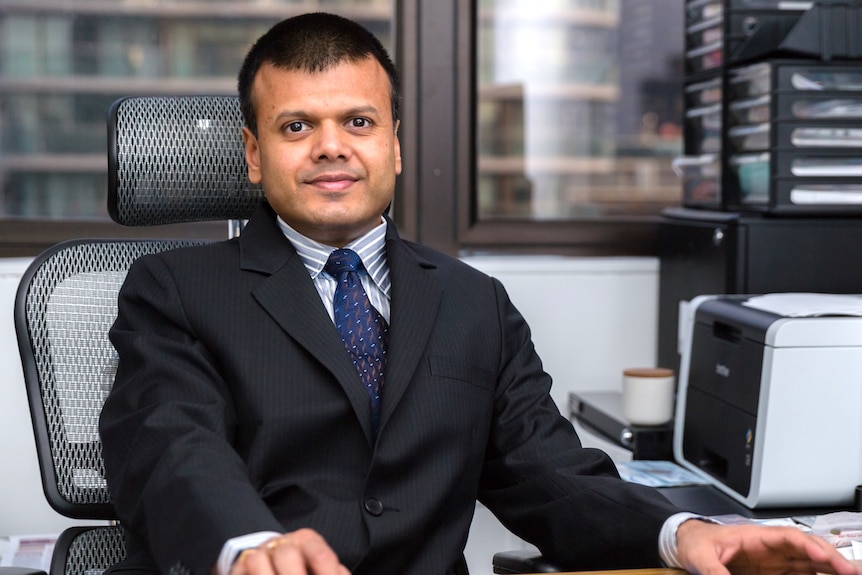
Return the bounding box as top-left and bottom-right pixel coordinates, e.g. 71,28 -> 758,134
238,204 -> 376,441
379,229 -> 442,433
236,205 -> 443,442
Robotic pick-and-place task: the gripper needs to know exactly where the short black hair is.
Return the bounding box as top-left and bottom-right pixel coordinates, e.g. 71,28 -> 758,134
237,12 -> 401,137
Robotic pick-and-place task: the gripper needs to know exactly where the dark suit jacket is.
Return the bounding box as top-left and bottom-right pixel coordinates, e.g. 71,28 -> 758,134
100,202 -> 681,575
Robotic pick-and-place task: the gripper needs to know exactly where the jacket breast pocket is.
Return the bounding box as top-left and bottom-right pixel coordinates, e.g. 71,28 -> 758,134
428,355 -> 496,393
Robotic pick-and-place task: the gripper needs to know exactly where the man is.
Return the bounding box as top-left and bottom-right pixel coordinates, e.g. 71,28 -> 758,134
99,12 -> 861,575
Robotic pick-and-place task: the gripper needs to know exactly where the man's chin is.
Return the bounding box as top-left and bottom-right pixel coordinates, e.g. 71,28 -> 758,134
305,216 -> 381,246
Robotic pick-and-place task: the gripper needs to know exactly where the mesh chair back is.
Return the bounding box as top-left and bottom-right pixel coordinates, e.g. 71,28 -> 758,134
50,526 -> 127,575
15,239 -> 203,520
107,95 -> 264,227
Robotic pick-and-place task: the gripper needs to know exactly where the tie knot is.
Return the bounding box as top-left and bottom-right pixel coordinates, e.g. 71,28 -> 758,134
325,248 -> 363,276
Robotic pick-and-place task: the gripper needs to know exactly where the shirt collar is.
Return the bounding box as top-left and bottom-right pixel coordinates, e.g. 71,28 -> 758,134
276,215 -> 390,295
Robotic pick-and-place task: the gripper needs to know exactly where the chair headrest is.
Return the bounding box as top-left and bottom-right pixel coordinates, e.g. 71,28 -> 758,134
107,95 -> 265,226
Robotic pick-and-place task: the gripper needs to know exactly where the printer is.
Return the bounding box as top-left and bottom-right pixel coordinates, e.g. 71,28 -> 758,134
674,293 -> 862,508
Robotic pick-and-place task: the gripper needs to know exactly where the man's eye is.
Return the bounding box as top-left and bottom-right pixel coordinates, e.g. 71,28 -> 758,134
350,118 -> 370,128
286,121 -> 304,133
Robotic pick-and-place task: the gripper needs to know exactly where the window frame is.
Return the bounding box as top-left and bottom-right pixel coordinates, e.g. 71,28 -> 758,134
397,0 -> 662,257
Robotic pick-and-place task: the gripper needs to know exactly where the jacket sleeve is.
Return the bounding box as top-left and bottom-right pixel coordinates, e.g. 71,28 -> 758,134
477,277 -> 682,570
99,254 -> 284,575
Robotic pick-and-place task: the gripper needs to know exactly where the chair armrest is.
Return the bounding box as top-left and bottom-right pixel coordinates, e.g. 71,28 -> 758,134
492,549 -> 561,573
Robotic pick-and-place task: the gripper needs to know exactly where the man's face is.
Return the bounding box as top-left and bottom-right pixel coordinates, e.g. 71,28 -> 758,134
243,57 -> 401,247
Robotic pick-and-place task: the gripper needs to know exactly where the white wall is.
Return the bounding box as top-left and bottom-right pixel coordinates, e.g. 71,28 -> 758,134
0,254 -> 660,573
462,255 -> 660,408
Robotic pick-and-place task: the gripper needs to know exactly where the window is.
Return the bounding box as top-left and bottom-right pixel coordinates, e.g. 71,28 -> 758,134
477,0 -> 683,221
400,0 -> 684,255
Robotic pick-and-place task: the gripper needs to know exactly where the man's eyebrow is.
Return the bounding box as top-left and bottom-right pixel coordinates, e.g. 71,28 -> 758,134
273,109 -> 307,121
273,105 -> 383,121
342,105 -> 382,117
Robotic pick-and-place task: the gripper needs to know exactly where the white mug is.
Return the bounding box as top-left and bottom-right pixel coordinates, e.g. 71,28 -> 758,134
621,367 -> 675,426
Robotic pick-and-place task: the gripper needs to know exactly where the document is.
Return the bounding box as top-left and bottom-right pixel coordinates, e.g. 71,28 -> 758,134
615,460 -> 710,488
708,512 -> 862,559
0,534 -> 56,572
811,512 -> 862,555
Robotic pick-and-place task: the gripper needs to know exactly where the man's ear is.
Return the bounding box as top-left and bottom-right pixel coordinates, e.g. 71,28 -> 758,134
242,126 -> 262,184
393,120 -> 402,176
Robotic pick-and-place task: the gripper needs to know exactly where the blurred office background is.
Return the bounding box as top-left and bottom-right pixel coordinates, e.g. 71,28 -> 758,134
0,0 -> 683,571
0,0 -> 683,256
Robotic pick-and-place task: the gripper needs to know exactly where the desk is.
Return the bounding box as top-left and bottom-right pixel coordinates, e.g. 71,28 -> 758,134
659,484 -> 851,519
527,565 -> 862,575
542,570 -> 681,575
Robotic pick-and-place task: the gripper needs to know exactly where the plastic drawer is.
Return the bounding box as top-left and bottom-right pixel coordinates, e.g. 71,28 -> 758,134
674,154 -> 723,207
686,103 -> 723,154
686,0 -> 723,27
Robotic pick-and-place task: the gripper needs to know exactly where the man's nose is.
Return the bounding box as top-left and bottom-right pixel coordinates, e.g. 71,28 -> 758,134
313,121 -> 350,161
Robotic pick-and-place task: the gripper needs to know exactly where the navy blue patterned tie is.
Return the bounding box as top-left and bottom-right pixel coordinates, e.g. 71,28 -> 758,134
325,249 -> 388,438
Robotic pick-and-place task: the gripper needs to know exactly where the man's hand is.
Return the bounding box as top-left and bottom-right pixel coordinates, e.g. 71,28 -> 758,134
676,518 -> 862,575
229,529 -> 350,575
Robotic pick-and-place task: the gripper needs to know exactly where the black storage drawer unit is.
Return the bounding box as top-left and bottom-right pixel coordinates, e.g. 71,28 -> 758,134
684,0 -> 811,78
680,0 -> 862,212
685,1 -> 862,78
725,60 -> 862,212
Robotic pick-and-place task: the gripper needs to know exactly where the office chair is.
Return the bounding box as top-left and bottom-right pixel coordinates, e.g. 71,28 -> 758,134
14,95 -> 262,575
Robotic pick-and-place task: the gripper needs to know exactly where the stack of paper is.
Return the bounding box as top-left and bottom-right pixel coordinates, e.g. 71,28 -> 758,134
743,293 -> 862,317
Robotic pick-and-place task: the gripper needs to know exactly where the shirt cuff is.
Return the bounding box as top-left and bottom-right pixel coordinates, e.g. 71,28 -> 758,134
216,531 -> 282,575
658,512 -> 706,569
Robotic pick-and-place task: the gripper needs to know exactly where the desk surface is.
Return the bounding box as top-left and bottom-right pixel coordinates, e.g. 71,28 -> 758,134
658,484 -> 852,519
546,570 -> 682,575
529,563 -> 862,575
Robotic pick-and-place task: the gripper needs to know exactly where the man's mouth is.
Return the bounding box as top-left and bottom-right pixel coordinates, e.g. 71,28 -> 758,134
307,173 -> 359,191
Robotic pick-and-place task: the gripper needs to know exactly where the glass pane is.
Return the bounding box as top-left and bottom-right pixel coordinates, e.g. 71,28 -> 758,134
0,1 -> 393,220
476,0 -> 684,220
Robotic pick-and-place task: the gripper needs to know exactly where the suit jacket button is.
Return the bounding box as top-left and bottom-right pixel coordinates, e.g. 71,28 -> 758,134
364,497 -> 384,516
